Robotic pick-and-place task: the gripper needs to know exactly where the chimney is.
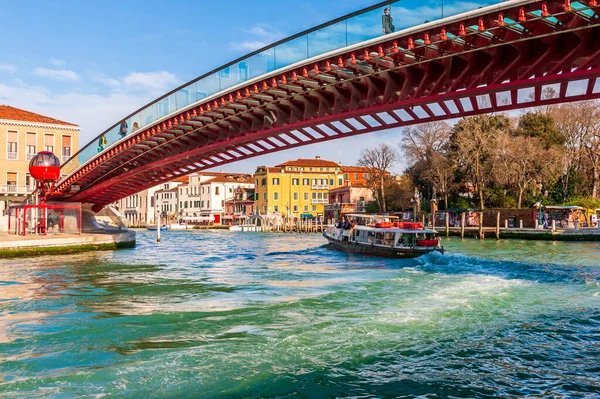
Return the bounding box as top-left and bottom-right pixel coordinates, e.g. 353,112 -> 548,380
315,156 -> 321,159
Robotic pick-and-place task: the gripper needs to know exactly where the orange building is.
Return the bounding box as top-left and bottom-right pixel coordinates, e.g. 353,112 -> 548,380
0,105 -> 79,199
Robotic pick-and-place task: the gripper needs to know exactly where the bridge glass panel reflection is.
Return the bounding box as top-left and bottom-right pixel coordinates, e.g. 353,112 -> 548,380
67,0 -> 501,176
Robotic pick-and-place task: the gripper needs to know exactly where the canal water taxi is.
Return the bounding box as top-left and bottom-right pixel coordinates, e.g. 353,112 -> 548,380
323,214 -> 444,258
147,224 -> 169,231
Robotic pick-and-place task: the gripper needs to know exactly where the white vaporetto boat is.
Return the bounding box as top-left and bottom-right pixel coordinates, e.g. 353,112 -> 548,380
323,214 -> 444,258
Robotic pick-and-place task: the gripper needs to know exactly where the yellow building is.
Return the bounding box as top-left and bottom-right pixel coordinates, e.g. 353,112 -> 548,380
0,105 -> 79,198
253,156 -> 345,218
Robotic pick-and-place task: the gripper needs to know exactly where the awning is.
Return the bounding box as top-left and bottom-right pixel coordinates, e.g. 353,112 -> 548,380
300,213 -> 314,218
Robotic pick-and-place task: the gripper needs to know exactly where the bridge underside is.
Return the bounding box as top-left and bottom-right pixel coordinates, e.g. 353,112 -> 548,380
57,0 -> 600,211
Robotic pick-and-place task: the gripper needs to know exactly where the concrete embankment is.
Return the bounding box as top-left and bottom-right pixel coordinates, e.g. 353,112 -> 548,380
439,227 -> 600,241
0,231 -> 136,258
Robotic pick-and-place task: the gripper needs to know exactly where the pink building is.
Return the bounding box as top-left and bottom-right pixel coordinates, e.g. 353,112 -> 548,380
224,187 -> 255,225
325,183 -> 374,220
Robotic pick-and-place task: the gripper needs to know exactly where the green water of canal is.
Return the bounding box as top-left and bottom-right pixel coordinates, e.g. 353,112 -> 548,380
1,231 -> 599,398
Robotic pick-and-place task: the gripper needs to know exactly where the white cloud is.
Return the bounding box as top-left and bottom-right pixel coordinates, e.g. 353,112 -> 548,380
34,67 -> 80,82
229,24 -> 285,52
50,57 -> 66,67
230,40 -> 272,51
123,71 -> 180,92
89,72 -> 121,88
0,63 -> 17,73
246,25 -> 282,39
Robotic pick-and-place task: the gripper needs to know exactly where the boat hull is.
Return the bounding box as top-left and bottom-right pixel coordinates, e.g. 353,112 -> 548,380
324,234 -> 442,258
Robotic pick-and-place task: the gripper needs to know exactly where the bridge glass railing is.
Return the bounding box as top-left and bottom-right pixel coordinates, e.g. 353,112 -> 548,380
64,0 -> 500,176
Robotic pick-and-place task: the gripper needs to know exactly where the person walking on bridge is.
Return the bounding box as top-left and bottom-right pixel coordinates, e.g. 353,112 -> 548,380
382,8 -> 394,34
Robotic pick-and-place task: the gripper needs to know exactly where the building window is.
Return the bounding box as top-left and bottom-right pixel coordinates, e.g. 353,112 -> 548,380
274,205 -> 279,212
354,173 -> 359,180
329,179 -> 334,186
44,134 -> 54,153
207,200 -> 210,208
274,192 -> 279,200
201,200 -> 204,208
256,179 -> 259,186
215,186 -> 220,195
261,178 -> 266,185
272,178 -> 280,185
338,178 -> 343,186
61,136 -> 71,162
304,192 -> 309,200
7,131 -> 17,160
312,205 -> 317,211
292,178 -> 299,186
302,178 -> 309,185
293,192 -> 298,200
26,133 -> 36,160
263,192 -> 267,200
304,205 -> 309,212
293,205 -> 298,212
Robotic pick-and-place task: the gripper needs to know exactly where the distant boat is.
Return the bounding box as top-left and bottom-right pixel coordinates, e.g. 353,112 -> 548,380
229,224 -> 260,232
323,214 -> 444,258
147,224 -> 169,231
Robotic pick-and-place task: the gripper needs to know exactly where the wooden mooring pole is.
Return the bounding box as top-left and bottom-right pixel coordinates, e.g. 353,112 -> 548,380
496,211 -> 501,240
445,211 -> 449,237
461,212 -> 465,239
479,211 -> 484,240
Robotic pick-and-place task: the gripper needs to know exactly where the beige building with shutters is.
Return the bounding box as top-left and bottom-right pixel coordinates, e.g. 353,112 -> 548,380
0,105 -> 79,199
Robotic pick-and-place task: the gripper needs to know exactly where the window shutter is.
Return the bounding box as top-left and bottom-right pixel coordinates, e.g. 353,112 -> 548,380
62,136 -> 71,147
45,134 -> 53,147
27,133 -> 36,146
8,131 -> 17,143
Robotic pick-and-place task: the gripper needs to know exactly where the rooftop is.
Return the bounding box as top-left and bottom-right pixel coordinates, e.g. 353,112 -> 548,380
275,156 -> 340,168
0,105 -> 78,127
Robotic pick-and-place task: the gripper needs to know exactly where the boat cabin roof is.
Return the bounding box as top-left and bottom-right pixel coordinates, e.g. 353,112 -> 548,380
345,214 -> 399,219
354,225 -> 438,234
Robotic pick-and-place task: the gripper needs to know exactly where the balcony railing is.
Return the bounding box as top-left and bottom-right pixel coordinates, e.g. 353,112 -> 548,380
62,155 -> 71,163
311,199 -> 329,204
6,152 -> 17,160
0,185 -> 36,194
325,201 -> 367,212
26,153 -> 35,160
311,184 -> 329,190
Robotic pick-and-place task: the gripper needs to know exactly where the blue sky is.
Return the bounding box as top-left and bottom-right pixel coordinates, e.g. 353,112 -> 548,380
0,0 -> 493,174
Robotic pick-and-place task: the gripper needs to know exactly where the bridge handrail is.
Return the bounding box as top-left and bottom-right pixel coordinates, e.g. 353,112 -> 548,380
62,0 -> 505,178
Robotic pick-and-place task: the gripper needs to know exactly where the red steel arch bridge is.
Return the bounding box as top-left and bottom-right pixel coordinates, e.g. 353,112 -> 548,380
55,0 -> 600,211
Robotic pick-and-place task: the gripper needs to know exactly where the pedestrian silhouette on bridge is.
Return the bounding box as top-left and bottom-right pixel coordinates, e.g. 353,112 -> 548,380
97,135 -> 107,152
382,8 -> 394,34
119,120 -> 128,138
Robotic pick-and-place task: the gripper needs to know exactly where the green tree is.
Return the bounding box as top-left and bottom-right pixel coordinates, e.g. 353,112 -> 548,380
516,112 -> 564,149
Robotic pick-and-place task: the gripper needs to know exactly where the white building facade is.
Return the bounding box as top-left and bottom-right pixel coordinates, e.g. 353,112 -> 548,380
178,172 -> 253,225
